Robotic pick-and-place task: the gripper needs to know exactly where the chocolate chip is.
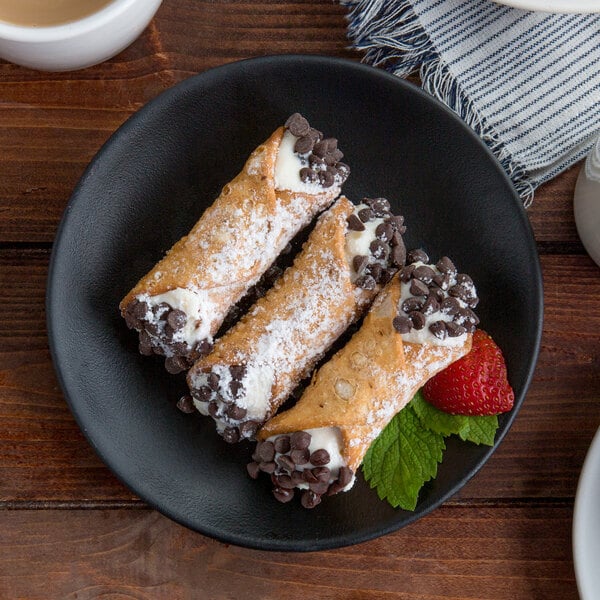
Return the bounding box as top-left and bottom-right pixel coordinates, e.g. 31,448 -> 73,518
392,242 -> 406,267
285,113 -> 310,137
226,404 -> 247,420
440,297 -> 461,315
367,197 -> 391,216
299,167 -> 319,184
308,480 -> 329,495
138,331 -> 153,356
390,231 -> 403,247
347,213 -> 365,231
413,265 -> 435,284
409,311 -> 426,330
410,279 -> 429,296
194,339 -> 213,356
380,268 -> 395,284
367,263 -> 383,282
259,461 -> 276,474
312,466 -> 331,482
393,315 -> 412,333
327,148 -> 344,164
407,249 -> 429,264
195,385 -> 212,402
314,138 -> 337,158
154,302 -> 171,319
436,256 -> 457,275
309,449 -> 330,466
337,466 -> 353,487
276,474 -> 295,489
229,379 -> 244,399
273,487 -> 295,503
352,255 -> 369,274
327,481 -> 345,496
448,284 -> 469,302
239,420 -> 259,439
291,470 -> 305,485
375,222 -> 394,242
294,135 -> 314,154
456,273 -> 473,286
355,274 -> 377,290
290,448 -> 310,465
176,394 -> 195,414
222,427 -> 240,444
290,430 -> 311,450
247,461 -> 260,479
277,455 -> 295,472
165,355 -> 188,374
308,154 -> 325,168
229,365 -> 247,380
402,297 -> 423,313
256,441 -> 275,462
388,214 -> 405,230
166,309 -> 187,331
308,127 -> 322,143
302,469 -> 318,484
400,264 -> 415,282
319,169 -> 335,188
358,207 -> 373,222
422,295 -> 440,316
429,320 -> 447,340
433,273 -> 450,291
274,435 -> 291,454
207,372 -> 220,390
207,401 -> 219,417
369,239 -> 387,259
300,490 -> 321,509
144,321 -> 160,336
446,321 -> 467,337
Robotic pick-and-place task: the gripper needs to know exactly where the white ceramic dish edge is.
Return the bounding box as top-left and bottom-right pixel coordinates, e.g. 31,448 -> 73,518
494,0 -> 600,12
573,425 -> 600,600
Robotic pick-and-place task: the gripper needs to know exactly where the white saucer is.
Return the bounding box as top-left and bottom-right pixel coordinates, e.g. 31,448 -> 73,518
573,426 -> 600,600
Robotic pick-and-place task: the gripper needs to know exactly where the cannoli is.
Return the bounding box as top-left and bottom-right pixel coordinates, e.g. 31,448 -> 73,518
187,195 -> 407,442
120,113 -> 349,373
252,250 -> 480,508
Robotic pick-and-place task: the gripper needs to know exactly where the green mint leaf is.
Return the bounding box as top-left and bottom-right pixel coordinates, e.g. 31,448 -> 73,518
411,391 -> 498,446
362,406 -> 445,511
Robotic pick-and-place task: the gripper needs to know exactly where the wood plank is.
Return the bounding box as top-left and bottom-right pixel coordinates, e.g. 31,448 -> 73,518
0,505 -> 578,600
1,249 -> 599,503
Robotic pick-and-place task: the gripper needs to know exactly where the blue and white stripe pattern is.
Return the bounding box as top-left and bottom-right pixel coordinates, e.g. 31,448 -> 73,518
343,0 -> 600,205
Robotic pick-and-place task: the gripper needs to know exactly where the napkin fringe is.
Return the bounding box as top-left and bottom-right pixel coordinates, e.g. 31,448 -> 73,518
342,0 -> 534,206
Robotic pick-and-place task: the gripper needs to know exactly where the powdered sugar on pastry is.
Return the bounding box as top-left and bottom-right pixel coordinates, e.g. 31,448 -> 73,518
120,113 -> 349,374
187,195 -> 407,443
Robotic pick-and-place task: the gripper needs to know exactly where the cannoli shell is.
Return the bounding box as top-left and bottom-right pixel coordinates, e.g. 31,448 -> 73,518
188,196 -> 374,420
120,126 -> 340,334
258,274 -> 472,472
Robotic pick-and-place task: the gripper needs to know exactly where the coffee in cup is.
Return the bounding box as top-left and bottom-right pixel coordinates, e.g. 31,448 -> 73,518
0,0 -> 114,27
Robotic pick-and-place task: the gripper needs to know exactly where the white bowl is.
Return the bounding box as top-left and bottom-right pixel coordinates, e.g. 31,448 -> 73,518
494,0 -> 600,12
0,0 -> 162,71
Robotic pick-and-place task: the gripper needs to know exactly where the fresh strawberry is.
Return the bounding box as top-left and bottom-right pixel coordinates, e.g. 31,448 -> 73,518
422,329 -> 514,416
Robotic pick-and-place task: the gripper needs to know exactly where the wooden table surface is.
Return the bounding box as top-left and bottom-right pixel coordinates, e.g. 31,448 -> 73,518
1,2 -> 599,599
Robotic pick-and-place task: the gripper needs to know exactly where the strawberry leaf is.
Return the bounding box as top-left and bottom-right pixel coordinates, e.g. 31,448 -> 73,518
362,406 -> 445,510
412,391 -> 498,446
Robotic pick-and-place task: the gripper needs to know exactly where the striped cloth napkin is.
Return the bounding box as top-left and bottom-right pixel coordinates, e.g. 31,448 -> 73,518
342,0 -> 600,205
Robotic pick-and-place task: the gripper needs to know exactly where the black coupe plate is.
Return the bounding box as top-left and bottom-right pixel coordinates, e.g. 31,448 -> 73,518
47,55 -> 542,551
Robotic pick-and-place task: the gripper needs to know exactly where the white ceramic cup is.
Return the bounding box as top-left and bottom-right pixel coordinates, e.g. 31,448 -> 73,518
574,136 -> 600,269
0,0 -> 162,71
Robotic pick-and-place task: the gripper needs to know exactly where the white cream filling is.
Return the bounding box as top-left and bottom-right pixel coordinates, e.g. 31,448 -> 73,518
274,130 -> 329,193
399,261 -> 474,347
189,363 -> 275,424
268,426 -> 355,492
344,203 -> 388,281
138,287 -> 216,351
